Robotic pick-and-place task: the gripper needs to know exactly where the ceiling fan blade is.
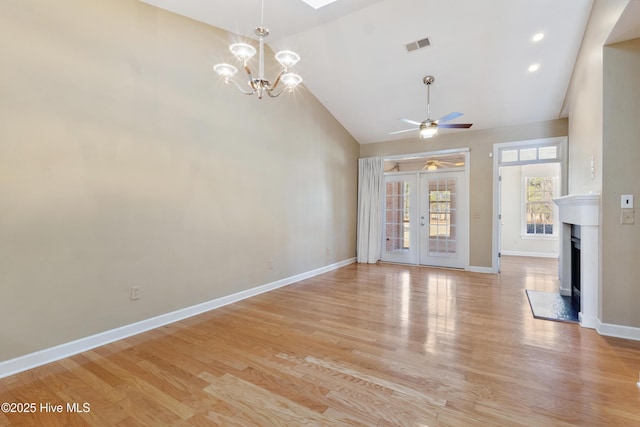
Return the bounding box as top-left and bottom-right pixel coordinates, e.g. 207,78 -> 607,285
399,118 -> 422,126
438,123 -> 473,129
389,127 -> 419,135
437,112 -> 463,123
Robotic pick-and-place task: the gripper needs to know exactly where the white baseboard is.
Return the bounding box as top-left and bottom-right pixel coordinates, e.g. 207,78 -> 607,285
596,319 -> 640,341
0,258 -> 356,379
579,313 -> 598,329
469,266 -> 495,274
500,250 -> 558,259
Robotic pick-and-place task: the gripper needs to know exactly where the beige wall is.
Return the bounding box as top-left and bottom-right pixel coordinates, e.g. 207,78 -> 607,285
564,15 -> 603,196
602,38 -> 640,327
360,119 -> 568,268
0,0 -> 359,361
563,0 -> 628,195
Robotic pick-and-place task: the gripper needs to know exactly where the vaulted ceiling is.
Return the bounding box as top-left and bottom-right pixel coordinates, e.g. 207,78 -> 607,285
139,0 -> 636,144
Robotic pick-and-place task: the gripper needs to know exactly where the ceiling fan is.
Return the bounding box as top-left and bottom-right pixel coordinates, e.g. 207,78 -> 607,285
390,76 -> 473,139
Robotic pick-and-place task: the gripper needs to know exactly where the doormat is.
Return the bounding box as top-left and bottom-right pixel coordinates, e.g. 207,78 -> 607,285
525,290 -> 579,323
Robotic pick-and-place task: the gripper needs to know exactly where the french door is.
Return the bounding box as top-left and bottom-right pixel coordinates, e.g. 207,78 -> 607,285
381,170 -> 468,269
419,172 -> 468,268
381,174 -> 418,264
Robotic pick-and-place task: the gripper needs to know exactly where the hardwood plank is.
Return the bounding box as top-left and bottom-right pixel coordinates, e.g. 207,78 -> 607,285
1,257 -> 640,426
203,374 -> 336,426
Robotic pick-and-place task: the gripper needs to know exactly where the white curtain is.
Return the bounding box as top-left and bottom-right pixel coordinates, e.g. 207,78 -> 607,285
357,157 -> 384,264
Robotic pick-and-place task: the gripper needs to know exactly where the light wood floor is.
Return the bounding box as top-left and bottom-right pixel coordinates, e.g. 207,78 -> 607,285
2,257 -> 640,426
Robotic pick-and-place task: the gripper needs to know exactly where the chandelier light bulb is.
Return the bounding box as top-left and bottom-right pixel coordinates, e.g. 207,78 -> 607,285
281,73 -> 303,88
229,43 -> 257,62
275,50 -> 301,68
213,63 -> 238,78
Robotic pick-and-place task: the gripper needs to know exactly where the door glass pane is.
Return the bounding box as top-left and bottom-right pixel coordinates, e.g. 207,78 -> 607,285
519,147 -> 537,161
538,145 -> 558,160
428,177 -> 457,257
501,149 -> 518,163
384,180 -> 411,252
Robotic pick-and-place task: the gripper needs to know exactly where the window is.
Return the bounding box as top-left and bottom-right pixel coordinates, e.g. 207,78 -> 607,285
500,144 -> 559,165
524,177 -> 555,236
383,152 -> 466,172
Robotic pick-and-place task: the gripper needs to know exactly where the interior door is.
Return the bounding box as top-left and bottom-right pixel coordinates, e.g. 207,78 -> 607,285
419,171 -> 468,269
381,174 -> 417,264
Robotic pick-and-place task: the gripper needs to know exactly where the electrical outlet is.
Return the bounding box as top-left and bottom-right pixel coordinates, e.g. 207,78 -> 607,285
268,259 -> 273,269
327,248 -> 331,255
621,209 -> 635,225
130,286 -> 141,300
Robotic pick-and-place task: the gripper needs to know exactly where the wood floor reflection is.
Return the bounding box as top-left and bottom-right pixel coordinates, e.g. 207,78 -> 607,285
2,256 -> 640,426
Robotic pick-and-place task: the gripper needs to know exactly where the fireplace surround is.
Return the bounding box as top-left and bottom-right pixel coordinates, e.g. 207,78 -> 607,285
553,193 -> 599,328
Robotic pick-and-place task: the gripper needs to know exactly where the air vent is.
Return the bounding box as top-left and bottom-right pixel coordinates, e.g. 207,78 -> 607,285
405,37 -> 431,53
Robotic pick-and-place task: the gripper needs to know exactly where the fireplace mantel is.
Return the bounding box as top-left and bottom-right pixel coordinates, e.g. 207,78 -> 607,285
553,193 -> 599,225
553,193 -> 600,328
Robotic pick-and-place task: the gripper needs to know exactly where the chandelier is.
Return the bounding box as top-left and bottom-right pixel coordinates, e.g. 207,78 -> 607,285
213,0 -> 302,99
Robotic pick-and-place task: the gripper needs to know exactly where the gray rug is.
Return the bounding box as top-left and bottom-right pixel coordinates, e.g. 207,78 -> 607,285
525,290 -> 579,323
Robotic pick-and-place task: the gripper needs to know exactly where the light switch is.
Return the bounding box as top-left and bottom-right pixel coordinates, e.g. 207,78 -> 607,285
621,195 -> 634,209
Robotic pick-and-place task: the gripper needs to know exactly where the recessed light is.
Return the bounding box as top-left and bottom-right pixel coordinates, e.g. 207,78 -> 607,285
528,63 -> 540,72
301,0 -> 338,9
532,33 -> 544,42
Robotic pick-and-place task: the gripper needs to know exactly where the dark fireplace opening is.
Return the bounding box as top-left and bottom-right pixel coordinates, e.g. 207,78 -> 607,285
570,225 -> 581,310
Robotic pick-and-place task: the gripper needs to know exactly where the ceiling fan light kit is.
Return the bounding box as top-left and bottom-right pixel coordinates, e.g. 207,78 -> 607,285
391,75 -> 473,139
213,0 -> 302,99
420,122 -> 438,138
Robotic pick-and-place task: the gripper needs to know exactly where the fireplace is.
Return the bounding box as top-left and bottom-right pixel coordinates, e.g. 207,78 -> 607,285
553,194 -> 599,328
570,225 -> 581,309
